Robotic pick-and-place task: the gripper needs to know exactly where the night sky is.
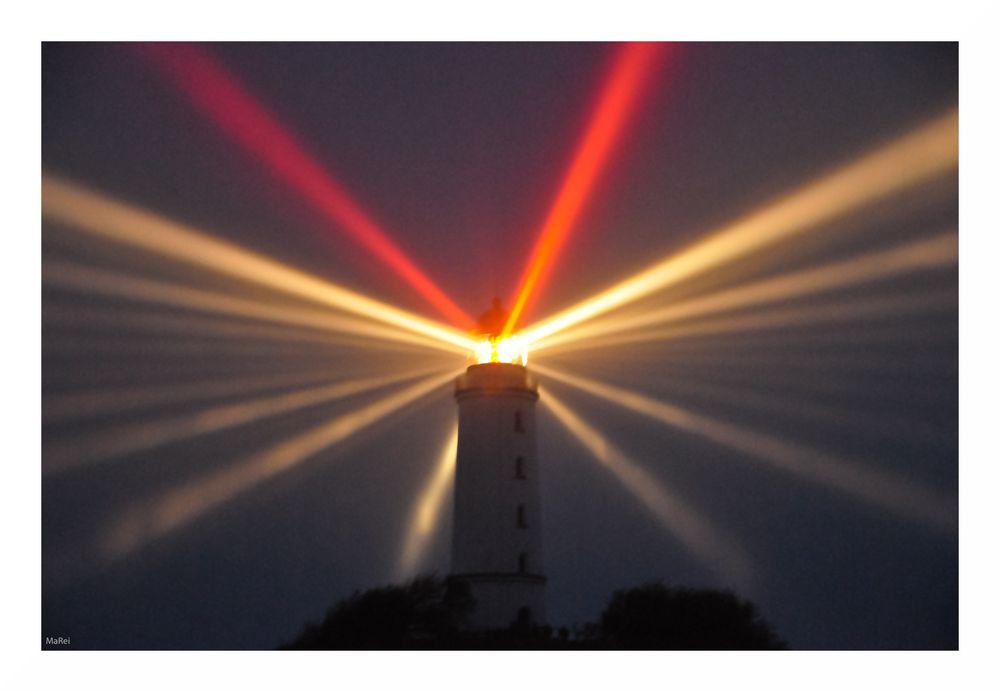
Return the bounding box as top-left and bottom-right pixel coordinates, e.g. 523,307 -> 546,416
42,42 -> 958,649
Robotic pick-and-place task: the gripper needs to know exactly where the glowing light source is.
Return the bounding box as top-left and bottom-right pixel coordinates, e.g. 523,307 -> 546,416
534,364 -> 956,532
517,109 -> 958,349
542,390 -> 752,587
42,177 -> 478,354
473,335 -> 528,365
133,42 -> 473,328
504,42 -> 667,334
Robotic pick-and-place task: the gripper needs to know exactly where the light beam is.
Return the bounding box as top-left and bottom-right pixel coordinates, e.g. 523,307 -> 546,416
504,42 -> 666,334
43,368 -> 355,423
42,304 -> 437,356
395,423 -> 459,581
626,375 -> 952,451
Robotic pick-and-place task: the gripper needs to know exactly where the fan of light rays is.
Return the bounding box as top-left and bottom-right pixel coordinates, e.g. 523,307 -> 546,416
42,175 -> 478,353
42,93 -> 958,604
44,365 -> 450,475
99,370 -> 461,561
533,364 -> 956,533
42,257 -> 463,356
41,171 -> 479,591
531,231 -> 957,355
534,290 -> 955,357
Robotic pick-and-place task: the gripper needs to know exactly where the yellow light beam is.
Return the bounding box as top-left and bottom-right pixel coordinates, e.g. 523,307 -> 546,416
621,375 -> 951,451
42,175 -> 479,353
551,304 -> 955,355
532,232 -> 957,353
43,368 -> 356,423
518,109 -> 958,348
586,344 -> 953,377
100,369 -> 461,559
42,304 -> 438,355
42,335 -> 377,360
45,366 -> 450,475
536,291 -> 954,356
550,345 -> 954,380
43,260 -> 461,355
534,364 -> 956,532
542,390 -> 753,587
394,423 -> 459,581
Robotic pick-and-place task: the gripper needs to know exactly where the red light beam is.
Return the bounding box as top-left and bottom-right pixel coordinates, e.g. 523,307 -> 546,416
503,42 -> 668,334
134,42 -> 473,328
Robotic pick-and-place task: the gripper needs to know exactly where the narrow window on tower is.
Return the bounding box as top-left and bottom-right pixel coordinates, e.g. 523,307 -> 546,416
517,503 -> 527,528
517,606 -> 532,625
515,456 -> 526,479
518,552 -> 528,574
514,409 -> 525,433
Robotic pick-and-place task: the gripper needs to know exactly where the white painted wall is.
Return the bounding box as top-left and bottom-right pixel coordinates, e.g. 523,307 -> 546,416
452,363 -> 546,629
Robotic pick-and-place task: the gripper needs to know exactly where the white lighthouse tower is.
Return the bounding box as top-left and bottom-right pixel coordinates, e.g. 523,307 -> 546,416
451,302 -> 545,629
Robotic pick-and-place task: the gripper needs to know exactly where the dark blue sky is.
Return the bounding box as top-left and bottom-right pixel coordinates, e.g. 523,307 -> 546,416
42,42 -> 957,649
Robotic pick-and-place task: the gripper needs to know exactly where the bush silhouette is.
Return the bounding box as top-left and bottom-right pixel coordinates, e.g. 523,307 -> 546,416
599,583 -> 786,649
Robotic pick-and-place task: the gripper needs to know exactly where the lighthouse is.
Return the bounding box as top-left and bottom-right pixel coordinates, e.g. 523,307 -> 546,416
450,301 -> 546,629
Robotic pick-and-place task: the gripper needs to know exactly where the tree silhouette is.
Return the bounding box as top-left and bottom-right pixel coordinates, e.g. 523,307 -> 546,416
282,575 -> 473,650
282,576 -> 785,650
